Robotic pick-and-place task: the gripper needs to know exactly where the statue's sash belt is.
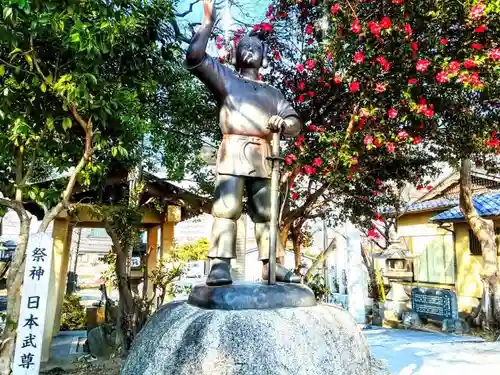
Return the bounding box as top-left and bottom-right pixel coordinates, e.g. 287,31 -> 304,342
217,134 -> 272,178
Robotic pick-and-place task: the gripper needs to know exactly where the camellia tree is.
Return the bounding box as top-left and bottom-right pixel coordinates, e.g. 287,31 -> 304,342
226,0 -> 500,325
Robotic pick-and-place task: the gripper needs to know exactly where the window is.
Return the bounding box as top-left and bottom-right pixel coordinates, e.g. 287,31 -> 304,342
88,228 -> 108,238
412,234 -> 455,284
469,230 -> 482,256
469,228 -> 500,256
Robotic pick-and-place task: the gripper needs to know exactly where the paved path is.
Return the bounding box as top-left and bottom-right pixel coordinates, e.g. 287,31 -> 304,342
365,327 -> 500,374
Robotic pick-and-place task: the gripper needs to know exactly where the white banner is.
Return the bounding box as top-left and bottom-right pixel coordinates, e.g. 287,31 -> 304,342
13,232 -> 53,375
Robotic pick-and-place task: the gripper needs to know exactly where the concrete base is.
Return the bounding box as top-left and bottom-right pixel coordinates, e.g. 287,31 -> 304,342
121,301 -> 373,375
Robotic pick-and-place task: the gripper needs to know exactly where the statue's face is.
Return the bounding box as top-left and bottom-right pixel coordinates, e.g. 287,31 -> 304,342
236,36 -> 264,69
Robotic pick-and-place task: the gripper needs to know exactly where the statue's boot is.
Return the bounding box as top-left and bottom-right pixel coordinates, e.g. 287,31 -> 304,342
206,257 -> 232,286
262,261 -> 301,283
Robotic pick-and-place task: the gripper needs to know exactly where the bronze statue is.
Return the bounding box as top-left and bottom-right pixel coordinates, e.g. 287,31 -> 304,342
185,0 -> 302,286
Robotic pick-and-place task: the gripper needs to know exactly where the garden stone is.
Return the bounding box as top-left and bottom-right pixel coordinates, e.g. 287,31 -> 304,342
87,324 -> 118,358
442,318 -> 470,334
402,311 -> 423,329
121,300 -> 374,375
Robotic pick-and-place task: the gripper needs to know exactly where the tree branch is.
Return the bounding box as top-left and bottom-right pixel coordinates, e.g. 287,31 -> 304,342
305,237 -> 336,281
38,110 -> 93,232
174,0 -> 202,17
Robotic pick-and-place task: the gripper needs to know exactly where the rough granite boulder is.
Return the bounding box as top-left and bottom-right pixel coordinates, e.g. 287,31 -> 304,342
121,301 -> 373,375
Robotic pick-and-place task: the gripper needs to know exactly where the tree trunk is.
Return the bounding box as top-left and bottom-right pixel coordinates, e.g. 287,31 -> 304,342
361,247 -> 381,302
305,238 -> 336,282
460,159 -> 500,330
291,226 -> 302,274
278,223 -> 290,265
115,247 -> 136,352
0,214 -> 30,375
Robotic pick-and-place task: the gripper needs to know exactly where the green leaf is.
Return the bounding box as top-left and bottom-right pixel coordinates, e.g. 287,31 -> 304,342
3,7 -> 13,20
70,32 -> 80,43
9,48 -> 22,58
25,55 -> 33,70
40,83 -> 47,93
111,147 -> 118,157
0,65 -> 4,77
62,117 -> 72,131
46,116 -> 54,131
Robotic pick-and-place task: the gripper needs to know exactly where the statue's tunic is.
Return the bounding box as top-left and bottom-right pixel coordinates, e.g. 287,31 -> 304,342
188,55 -> 299,179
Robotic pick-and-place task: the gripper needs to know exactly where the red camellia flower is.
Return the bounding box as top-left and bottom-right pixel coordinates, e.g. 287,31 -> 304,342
404,23 -> 412,37
312,157 -> 322,167
351,19 -> 362,34
253,24 -> 261,31
305,24 -> 313,35
291,192 -> 299,200
273,49 -> 281,61
472,43 -> 483,50
306,59 -> 316,70
474,25 -> 488,33
375,56 -> 391,72
285,154 -> 297,165
416,59 -> 431,72
440,38 -> 448,45
488,137 -> 499,148
295,135 -> 304,147
375,82 -> 387,93
353,51 -> 365,64
392,0 -> 404,3
304,165 -> 317,175
386,142 -> 396,153
297,94 -> 305,103
380,17 -> 391,29
349,81 -> 360,92
297,63 -> 305,73
408,78 -> 418,85
488,48 -> 500,60
388,108 -> 398,119
308,124 -> 318,132
367,21 -> 381,38
331,3 -> 340,14
413,136 -> 422,145
397,130 -> 409,139
333,75 -> 342,85
423,106 -> 434,118
448,60 -> 461,73
470,4 -> 486,20
261,22 -> 273,32
436,71 -> 449,83
464,59 -> 477,68
410,41 -> 419,57
298,80 -> 306,91
364,135 -> 374,145
307,91 -> 315,97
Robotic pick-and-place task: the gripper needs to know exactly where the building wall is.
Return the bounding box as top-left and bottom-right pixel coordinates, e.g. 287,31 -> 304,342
397,211 -> 500,313
397,211 -> 455,285
453,221 -> 500,312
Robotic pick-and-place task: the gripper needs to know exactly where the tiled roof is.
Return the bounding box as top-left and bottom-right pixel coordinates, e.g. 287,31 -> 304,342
381,197 -> 458,214
405,197 -> 458,213
430,192 -> 500,222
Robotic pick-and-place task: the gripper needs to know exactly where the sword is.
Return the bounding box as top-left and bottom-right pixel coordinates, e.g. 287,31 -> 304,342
268,128 -> 283,285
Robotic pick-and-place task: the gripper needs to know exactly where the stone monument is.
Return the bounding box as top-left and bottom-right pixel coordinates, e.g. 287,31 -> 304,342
121,1 -> 374,374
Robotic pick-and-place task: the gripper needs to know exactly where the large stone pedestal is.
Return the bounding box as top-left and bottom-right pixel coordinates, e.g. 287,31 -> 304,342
121,283 -> 373,375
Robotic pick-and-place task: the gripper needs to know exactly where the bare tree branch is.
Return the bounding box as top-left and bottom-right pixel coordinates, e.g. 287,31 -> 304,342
174,0 -> 202,17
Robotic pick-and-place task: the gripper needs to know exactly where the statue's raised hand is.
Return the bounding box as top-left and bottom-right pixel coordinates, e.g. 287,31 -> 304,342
203,0 -> 216,25
268,115 -> 286,133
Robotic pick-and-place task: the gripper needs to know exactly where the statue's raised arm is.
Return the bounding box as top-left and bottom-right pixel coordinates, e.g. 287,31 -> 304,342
185,0 -> 231,101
